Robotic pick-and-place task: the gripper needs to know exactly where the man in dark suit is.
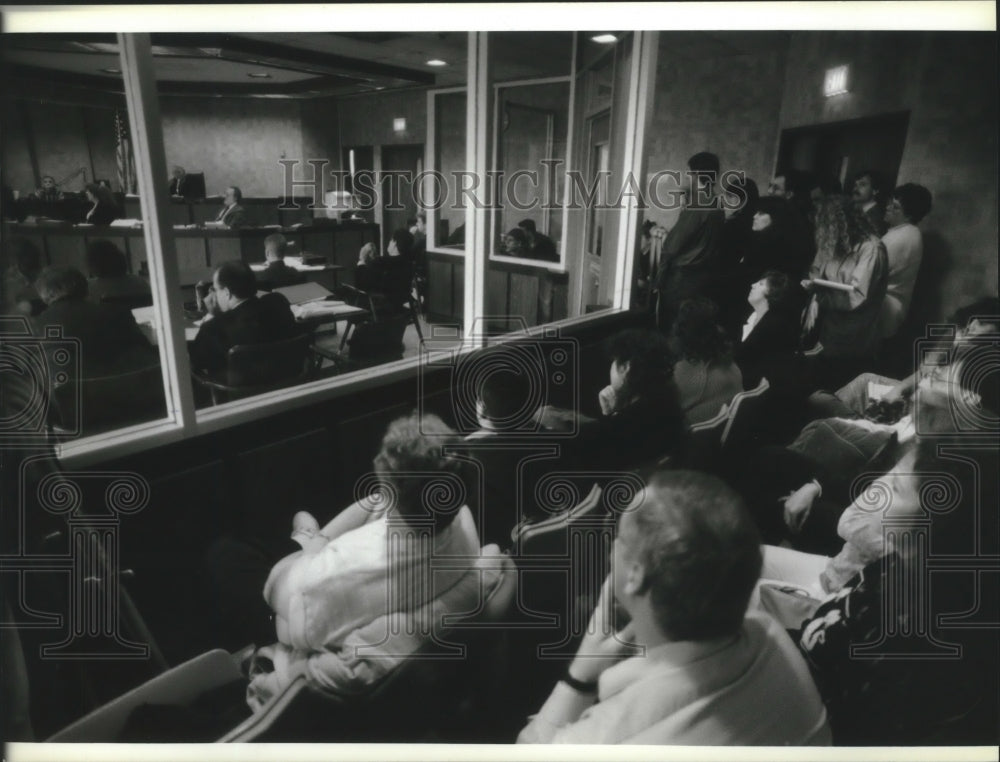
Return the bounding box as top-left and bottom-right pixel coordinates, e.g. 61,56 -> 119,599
258,233 -> 305,289
851,169 -> 887,237
734,270 -> 807,391
32,265 -> 155,379
168,165 -> 187,197
189,260 -> 298,373
214,186 -> 246,228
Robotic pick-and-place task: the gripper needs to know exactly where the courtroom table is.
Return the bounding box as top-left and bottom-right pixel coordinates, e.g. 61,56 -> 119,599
3,221 -> 378,293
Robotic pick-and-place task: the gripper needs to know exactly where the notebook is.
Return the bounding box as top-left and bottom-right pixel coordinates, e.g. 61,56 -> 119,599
273,282 -> 332,305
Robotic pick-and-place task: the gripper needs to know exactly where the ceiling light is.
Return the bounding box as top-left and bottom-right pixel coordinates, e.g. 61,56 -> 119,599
426,59 -> 447,67
591,34 -> 617,44
99,67 -> 121,74
247,72 -> 273,79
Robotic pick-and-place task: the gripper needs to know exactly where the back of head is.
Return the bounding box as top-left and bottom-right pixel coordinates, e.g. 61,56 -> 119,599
214,260 -> 257,299
622,469 -> 762,641
85,239 -> 128,278
892,183 -> 933,224
517,218 -> 537,235
229,186 -> 243,203
607,328 -> 676,406
671,297 -> 733,365
36,266 -> 88,305
505,228 -> 529,248
478,359 -> 536,431
373,412 -> 466,532
264,233 -> 287,259
722,174 -> 759,217
688,151 -> 720,176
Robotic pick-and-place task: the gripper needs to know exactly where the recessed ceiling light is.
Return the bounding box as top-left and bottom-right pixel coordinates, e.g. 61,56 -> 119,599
426,59 -> 448,67
99,67 -> 121,74
247,71 -> 273,79
591,34 -> 617,44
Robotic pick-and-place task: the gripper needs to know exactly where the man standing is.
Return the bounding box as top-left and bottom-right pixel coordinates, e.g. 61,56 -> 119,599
653,152 -> 725,333
189,260 -> 298,373
518,470 -> 830,745
851,169 -> 887,236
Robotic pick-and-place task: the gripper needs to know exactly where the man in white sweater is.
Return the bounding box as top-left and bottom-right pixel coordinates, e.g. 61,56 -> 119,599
879,183 -> 932,338
518,470 -> 831,745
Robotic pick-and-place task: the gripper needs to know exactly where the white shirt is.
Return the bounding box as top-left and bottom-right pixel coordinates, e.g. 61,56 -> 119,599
878,222 -> 923,337
519,613 -> 831,745
742,310 -> 764,342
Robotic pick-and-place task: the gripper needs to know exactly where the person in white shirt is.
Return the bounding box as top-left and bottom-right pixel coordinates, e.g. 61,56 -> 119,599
518,469 -> 831,745
878,183 -> 932,338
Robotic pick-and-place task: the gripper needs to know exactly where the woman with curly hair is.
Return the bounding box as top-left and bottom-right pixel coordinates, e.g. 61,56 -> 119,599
803,195 -> 888,384
670,297 -> 744,424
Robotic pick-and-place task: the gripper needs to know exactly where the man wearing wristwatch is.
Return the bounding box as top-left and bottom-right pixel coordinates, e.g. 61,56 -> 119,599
517,470 -> 831,745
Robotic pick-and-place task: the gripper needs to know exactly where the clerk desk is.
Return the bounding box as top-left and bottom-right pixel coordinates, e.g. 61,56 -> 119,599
4,220 -> 379,291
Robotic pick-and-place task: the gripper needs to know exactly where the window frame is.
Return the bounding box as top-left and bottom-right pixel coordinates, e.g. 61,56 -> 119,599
53,30 -> 661,468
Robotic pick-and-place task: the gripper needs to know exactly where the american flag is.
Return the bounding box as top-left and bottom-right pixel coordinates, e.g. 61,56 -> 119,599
115,109 -> 137,194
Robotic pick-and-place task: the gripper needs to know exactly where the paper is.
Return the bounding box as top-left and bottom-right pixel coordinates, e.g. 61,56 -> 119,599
810,278 -> 856,292
867,381 -> 895,401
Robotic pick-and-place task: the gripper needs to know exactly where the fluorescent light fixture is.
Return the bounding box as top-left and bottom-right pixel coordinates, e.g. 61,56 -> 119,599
824,65 -> 849,97
426,59 -> 447,67
393,118 -> 407,132
247,71 -> 273,79
591,34 -> 617,44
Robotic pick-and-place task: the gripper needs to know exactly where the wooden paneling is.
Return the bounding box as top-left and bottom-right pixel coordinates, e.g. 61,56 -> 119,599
486,268 -> 508,318
207,237 -> 242,268
175,236 -> 209,270
508,272 -> 540,326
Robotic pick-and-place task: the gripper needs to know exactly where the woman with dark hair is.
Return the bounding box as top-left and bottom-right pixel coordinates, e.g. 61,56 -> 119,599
670,298 -> 744,424
803,195 -> 888,384
83,182 -> 120,225
535,328 -> 687,470
743,195 -> 815,281
735,270 -> 807,390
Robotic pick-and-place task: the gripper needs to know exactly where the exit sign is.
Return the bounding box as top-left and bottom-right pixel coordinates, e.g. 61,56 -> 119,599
825,65 -> 849,97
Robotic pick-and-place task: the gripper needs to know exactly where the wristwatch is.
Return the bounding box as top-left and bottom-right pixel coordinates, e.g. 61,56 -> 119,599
561,670 -> 598,694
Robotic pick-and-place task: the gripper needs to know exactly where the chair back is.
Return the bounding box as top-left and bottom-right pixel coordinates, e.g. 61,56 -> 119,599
721,377 -> 771,453
52,361 -> 166,435
225,332 -> 312,389
685,406 -> 730,472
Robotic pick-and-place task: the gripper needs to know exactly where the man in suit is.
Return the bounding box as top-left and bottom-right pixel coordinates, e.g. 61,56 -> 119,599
214,186 -> 246,228
653,152 -> 726,333
31,176 -> 63,203
32,265 -> 155,379
851,169 -> 887,237
189,260 -> 298,373
168,165 -> 187,197
258,233 -> 305,289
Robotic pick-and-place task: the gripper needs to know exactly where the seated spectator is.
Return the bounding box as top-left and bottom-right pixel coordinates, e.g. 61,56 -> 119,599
30,175 -> 63,203
84,239 -> 151,305
878,183 -> 932,339
802,195 -> 888,387
168,165 -> 187,197
32,265 -> 154,379
501,227 -> 531,258
518,218 -> 560,263
212,186 -> 246,228
790,441 -> 998,744
809,296 -> 1000,424
82,182 -> 121,225
536,329 -> 687,471
735,270 -> 807,390
517,469 -> 830,744
238,413 -> 506,710
258,233 -> 305,288
189,260 -> 298,373
355,228 -> 416,308
2,238 -> 44,316
670,298 -> 744,425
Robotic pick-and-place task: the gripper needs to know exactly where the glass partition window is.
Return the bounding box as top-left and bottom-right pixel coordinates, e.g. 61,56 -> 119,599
0,27 -> 653,457
1,37 -> 172,438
